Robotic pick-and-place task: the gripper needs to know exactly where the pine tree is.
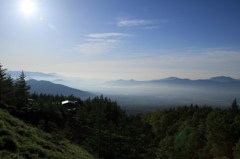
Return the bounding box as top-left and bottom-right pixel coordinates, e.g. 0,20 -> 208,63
0,63 -> 7,102
231,98 -> 239,115
0,64 -> 15,106
15,71 -> 30,110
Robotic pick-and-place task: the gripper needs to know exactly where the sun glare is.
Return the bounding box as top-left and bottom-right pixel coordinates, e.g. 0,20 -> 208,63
20,0 -> 36,16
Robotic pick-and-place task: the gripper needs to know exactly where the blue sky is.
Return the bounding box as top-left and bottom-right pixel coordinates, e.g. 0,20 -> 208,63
1,0 -> 240,80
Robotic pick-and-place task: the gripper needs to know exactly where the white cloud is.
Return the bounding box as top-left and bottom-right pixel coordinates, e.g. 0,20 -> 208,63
116,18 -> 161,29
116,18 -> 172,29
86,33 -> 129,39
74,32 -> 129,56
117,18 -> 153,27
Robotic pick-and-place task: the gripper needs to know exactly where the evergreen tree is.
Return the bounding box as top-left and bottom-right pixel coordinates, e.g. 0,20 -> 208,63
0,63 -> 8,102
0,64 -> 15,106
231,98 -> 239,114
15,71 -> 30,111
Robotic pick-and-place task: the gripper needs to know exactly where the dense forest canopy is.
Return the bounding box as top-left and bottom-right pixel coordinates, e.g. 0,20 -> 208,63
1,63 -> 240,159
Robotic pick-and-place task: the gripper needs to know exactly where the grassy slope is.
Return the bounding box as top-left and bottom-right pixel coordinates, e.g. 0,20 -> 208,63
0,109 -> 94,159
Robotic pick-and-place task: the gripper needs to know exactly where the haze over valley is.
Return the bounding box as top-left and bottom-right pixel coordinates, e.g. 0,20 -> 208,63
8,71 -> 240,112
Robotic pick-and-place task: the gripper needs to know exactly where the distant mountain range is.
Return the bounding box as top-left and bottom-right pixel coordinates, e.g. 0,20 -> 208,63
209,76 -> 240,83
10,70 -> 240,86
8,70 -> 240,107
8,71 -> 94,99
27,79 -> 94,99
107,76 -> 240,108
109,76 -> 240,85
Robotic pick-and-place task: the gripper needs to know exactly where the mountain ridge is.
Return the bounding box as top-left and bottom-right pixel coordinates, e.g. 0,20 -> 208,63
27,79 -> 94,99
110,76 -> 240,84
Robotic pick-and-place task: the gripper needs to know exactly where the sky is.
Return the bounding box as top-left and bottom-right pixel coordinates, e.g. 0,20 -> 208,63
1,0 -> 240,80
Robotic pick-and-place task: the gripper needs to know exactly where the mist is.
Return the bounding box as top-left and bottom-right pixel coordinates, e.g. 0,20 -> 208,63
9,71 -> 240,112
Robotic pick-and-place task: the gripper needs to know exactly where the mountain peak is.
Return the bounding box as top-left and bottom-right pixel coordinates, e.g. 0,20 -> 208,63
210,76 -> 237,82
163,77 -> 181,80
160,77 -> 191,81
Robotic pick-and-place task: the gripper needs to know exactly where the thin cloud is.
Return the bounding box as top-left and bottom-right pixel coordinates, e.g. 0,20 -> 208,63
74,32 -> 129,56
87,33 -> 129,39
116,18 -> 171,29
64,48 -> 240,79
117,18 -> 153,27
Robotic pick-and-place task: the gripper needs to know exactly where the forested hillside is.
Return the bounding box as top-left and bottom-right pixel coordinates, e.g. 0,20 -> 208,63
0,64 -> 154,158
143,103 -> 240,159
0,108 -> 94,159
1,63 -> 240,159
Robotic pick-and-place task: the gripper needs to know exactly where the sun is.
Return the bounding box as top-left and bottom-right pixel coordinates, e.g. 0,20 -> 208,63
20,0 -> 36,16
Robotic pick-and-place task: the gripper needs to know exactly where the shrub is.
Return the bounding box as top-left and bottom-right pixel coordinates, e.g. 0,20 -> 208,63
0,136 -> 18,152
0,128 -> 12,136
21,145 -> 46,158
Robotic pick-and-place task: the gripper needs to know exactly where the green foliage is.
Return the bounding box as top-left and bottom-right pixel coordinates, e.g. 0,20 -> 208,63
234,139 -> 240,159
231,98 -> 239,115
0,64 -> 15,107
65,95 -> 155,159
15,71 -> 30,110
0,136 -> 18,152
1,63 -> 240,159
143,103 -> 240,159
0,108 -> 94,159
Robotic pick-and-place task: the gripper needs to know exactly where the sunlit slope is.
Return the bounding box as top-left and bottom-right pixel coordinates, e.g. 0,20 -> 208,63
0,108 -> 94,159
